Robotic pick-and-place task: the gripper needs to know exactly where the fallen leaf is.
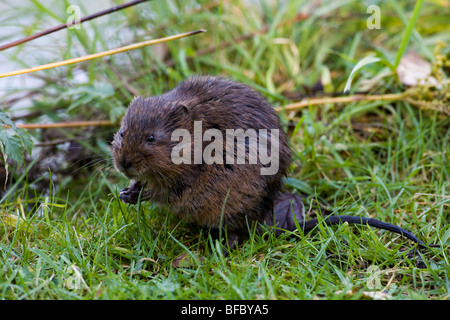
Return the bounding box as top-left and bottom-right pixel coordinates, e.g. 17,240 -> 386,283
396,51 -> 441,88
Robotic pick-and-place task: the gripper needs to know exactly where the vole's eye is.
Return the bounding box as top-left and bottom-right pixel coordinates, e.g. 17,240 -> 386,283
147,135 -> 154,142
120,130 -> 125,138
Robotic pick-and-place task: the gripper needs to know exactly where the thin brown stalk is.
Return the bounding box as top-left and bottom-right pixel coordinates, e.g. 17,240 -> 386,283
105,59 -> 141,96
276,93 -> 404,112
0,0 -> 151,51
34,137 -> 88,147
16,120 -> 114,129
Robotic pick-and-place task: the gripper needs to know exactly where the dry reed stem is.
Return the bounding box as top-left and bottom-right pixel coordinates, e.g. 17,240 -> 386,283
274,93 -> 404,112
17,120 -> 114,129
0,30 -> 206,78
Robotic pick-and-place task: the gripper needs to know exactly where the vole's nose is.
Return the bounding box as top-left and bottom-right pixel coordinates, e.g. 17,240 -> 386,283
120,158 -> 132,170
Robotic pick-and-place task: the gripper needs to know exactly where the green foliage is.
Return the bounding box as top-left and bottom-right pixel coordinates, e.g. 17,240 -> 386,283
0,0 -> 449,301
0,109 -> 33,168
65,81 -> 126,122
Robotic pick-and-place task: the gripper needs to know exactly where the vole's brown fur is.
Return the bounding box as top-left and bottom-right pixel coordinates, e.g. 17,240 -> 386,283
112,76 -> 291,245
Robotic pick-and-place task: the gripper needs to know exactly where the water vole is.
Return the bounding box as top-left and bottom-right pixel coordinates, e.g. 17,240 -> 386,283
112,75 -> 291,246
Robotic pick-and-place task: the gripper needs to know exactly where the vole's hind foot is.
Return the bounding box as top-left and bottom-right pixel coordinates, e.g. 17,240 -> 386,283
267,192 -> 305,235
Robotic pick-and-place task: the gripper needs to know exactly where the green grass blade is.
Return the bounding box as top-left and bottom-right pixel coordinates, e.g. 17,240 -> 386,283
394,0 -> 425,67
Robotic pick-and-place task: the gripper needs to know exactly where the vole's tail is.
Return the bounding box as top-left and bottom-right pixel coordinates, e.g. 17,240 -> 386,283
300,215 -> 432,249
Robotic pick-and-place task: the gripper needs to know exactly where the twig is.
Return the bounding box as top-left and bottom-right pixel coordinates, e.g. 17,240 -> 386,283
275,93 -> 404,112
0,0 -> 151,51
104,59 -> 141,96
0,30 -> 206,79
35,137 -> 88,147
16,120 -> 114,129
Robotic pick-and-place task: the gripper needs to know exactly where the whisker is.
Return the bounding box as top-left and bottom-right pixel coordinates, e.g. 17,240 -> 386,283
71,157 -> 108,174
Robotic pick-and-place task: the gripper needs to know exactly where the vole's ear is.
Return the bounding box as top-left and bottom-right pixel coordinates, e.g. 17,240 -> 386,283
166,102 -> 191,127
176,103 -> 189,115
170,102 -> 190,119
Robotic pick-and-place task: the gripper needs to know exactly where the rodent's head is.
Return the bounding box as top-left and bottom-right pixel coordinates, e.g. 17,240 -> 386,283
112,96 -> 190,184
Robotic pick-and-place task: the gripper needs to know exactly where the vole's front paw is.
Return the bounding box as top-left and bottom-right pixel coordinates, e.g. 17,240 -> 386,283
119,181 -> 150,204
119,187 -> 141,204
